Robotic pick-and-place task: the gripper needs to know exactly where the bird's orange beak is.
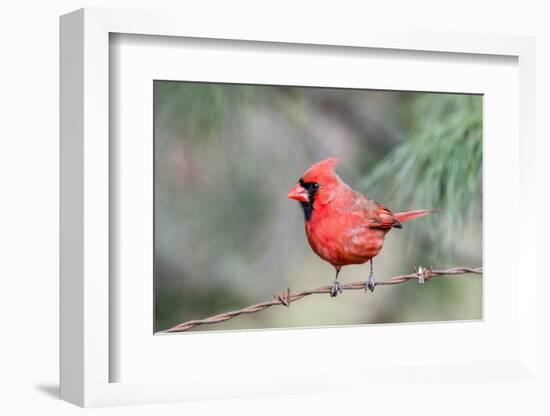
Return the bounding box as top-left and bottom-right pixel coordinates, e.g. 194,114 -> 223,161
287,184 -> 309,202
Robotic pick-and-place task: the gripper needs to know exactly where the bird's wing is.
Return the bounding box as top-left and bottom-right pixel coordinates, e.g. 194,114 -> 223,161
373,203 -> 402,229
348,195 -> 401,230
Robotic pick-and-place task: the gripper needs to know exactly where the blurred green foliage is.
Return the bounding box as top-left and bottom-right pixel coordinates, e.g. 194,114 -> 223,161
362,94 -> 482,262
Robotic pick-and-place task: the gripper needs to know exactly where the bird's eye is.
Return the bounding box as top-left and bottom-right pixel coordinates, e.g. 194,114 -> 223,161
311,183 -> 320,190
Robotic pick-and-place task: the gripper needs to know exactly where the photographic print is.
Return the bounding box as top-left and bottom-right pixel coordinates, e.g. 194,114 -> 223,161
154,81 -> 482,333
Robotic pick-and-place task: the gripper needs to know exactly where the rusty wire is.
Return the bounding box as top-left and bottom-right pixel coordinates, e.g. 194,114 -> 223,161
159,266 -> 482,333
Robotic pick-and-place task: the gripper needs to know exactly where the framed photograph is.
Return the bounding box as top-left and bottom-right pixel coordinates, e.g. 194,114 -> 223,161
60,8 -> 538,407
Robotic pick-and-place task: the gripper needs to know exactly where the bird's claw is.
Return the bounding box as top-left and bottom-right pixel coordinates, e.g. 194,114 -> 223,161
330,280 -> 343,297
365,275 -> 376,293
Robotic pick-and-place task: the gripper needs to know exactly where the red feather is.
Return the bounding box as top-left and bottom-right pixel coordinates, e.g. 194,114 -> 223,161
394,209 -> 436,223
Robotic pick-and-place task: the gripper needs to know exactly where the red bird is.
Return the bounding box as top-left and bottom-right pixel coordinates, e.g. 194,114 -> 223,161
287,158 -> 433,297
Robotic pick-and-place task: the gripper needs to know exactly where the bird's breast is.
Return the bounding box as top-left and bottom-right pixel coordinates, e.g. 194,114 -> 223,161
304,210 -> 387,267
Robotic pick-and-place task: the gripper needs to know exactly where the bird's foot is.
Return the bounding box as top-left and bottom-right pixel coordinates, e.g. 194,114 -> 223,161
365,275 -> 376,293
330,280 -> 343,297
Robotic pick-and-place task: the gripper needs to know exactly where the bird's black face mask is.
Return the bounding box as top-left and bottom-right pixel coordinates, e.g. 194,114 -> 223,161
297,178 -> 319,221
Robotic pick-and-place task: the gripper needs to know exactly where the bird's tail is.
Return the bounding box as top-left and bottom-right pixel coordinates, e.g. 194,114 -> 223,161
394,209 -> 436,223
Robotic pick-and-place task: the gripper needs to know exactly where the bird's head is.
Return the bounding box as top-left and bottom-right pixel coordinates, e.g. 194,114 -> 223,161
287,157 -> 341,221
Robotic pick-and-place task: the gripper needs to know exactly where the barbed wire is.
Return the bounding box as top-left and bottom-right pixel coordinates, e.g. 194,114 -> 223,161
159,266 -> 482,333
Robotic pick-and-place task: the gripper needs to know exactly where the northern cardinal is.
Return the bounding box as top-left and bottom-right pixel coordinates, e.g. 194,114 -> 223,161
287,157 -> 433,296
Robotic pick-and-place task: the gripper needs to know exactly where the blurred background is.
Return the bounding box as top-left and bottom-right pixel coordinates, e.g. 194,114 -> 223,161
154,81 -> 482,333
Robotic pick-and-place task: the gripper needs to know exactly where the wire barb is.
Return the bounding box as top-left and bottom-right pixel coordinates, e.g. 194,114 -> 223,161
413,265 -> 433,284
159,266 -> 482,333
274,287 -> 292,307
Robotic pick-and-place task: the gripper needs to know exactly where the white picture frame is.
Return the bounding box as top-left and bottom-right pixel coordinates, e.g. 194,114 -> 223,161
60,7 -> 538,408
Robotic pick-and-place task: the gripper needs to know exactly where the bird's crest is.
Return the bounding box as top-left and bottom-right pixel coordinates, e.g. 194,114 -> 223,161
301,157 -> 340,183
